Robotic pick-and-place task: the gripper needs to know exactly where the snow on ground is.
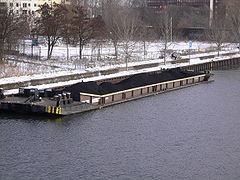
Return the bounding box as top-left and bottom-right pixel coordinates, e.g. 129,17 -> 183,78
1,47 -> 238,85
23,41 -> 219,61
1,40 -> 237,78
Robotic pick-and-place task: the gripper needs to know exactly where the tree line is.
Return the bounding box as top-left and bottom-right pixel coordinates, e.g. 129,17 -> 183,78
1,0 -> 240,62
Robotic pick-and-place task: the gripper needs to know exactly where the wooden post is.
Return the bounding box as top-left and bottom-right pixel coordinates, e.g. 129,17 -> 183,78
102,97 -> 105,104
154,86 -> 157,92
90,96 -> 93,104
180,81 -> 183,86
99,97 -> 105,105
122,93 -> 126,99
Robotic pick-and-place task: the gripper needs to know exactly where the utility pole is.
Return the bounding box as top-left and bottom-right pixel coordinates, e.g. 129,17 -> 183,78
189,41 -> 192,65
209,0 -> 214,27
170,17 -> 173,42
39,46 -> 41,60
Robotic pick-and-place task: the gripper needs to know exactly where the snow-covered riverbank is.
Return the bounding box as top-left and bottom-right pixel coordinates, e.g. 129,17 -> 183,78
1,41 -> 237,78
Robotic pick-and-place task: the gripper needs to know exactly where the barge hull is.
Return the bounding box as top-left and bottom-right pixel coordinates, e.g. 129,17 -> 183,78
0,72 -> 212,116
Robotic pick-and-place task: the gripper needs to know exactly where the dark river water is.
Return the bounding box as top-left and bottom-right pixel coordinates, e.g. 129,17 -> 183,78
1,68 -> 240,180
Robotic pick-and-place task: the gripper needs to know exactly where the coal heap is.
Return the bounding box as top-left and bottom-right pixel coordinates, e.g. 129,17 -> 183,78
63,68 -> 203,100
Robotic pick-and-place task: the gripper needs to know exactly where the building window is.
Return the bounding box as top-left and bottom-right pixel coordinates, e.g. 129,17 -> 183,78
10,3 -> 13,7
22,10 -> 27,14
16,3 -> 19,7
28,3 -> 30,7
32,11 -> 35,15
16,10 -> 19,14
0,2 -> 5,7
34,3 -> 37,7
23,3 -> 27,7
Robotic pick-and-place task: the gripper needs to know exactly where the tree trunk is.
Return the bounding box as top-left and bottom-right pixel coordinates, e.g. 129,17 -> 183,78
48,38 -> 56,59
113,40 -> 118,60
47,37 -> 51,59
0,40 -> 4,61
97,42 -> 101,61
79,38 -> 83,60
66,41 -> 69,61
164,41 -> 167,65
217,44 -> 220,56
23,40 -> 25,54
143,40 -> 147,57
125,42 -> 129,70
49,44 -> 54,59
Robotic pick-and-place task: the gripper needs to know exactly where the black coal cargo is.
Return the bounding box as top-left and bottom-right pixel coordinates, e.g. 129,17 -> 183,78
63,68 -> 203,101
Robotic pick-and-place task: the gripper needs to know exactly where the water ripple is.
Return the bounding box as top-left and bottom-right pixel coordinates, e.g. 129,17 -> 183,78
1,69 -> 240,180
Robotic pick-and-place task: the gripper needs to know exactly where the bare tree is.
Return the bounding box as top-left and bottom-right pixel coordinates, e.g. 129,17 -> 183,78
103,1 -> 142,67
113,7 -> 142,69
127,0 -> 151,58
207,20 -> 226,56
0,8 -> 29,61
207,3 -> 227,56
61,5 -> 77,61
152,8 -> 172,64
102,0 -> 121,60
226,0 -> 240,52
34,3 -> 68,59
70,4 -> 105,60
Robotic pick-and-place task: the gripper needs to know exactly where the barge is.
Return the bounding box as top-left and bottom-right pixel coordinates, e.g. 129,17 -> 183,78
0,68 -> 212,116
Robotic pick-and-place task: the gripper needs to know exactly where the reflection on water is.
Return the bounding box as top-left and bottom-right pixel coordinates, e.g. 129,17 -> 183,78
0,112 -> 62,122
1,68 -> 240,180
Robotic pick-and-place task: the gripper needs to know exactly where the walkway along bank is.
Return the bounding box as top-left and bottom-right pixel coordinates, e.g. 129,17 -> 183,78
1,54 -> 239,92
181,56 -> 240,71
0,68 -> 212,116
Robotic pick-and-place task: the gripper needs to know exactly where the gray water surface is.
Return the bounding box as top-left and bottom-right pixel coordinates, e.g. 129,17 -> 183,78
1,69 -> 240,180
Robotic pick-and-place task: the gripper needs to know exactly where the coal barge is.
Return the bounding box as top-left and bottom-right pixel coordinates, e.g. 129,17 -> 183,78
0,68 -> 212,116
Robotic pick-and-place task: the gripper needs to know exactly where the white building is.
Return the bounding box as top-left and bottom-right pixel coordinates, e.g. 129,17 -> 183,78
0,0 -> 70,15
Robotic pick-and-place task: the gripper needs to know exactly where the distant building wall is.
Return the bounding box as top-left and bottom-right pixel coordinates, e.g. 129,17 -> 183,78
147,0 -> 221,12
0,0 -> 71,15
